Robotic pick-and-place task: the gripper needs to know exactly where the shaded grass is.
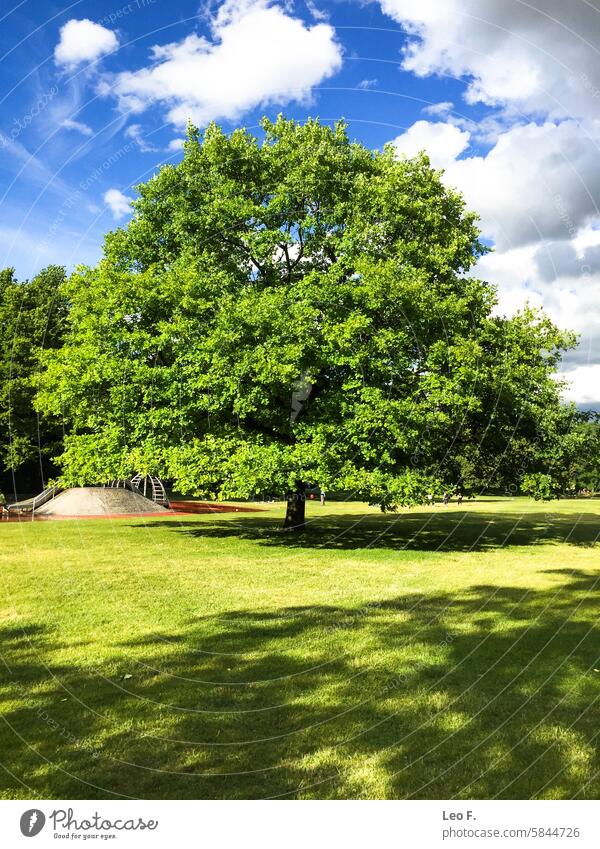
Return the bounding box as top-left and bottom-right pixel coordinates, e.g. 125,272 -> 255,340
0,497 -> 599,799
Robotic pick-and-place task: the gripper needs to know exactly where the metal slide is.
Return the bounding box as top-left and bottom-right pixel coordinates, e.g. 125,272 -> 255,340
7,485 -> 63,514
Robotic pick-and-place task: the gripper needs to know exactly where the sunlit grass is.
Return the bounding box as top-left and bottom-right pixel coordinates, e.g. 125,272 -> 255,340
1,496 -> 599,799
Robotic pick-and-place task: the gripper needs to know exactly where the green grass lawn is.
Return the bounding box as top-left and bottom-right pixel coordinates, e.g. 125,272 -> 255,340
1,496 -> 599,800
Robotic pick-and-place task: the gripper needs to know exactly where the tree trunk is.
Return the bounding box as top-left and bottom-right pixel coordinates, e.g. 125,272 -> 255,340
283,480 -> 306,531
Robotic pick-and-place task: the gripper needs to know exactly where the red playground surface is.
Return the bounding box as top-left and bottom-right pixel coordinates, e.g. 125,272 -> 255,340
2,500 -> 263,521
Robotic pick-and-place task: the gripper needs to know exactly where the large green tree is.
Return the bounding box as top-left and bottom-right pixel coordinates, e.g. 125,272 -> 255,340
37,117 -> 576,528
0,265 -> 67,488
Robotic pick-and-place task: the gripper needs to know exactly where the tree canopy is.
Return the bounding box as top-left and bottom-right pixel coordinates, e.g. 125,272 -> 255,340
0,265 -> 67,489
37,117 -> 578,527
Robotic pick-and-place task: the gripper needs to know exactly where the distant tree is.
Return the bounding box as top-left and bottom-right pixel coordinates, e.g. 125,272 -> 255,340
0,266 -> 68,485
447,308 -> 580,496
566,413 -> 600,493
37,117 -> 577,529
506,410 -> 599,499
521,472 -> 563,501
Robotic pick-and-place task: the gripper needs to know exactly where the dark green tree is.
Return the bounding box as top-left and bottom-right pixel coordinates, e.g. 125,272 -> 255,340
545,411 -> 600,496
37,118 -> 576,528
447,307 -> 579,496
0,265 -> 67,489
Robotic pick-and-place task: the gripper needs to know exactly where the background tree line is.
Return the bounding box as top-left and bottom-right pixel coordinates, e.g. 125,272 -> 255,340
0,265 -> 67,498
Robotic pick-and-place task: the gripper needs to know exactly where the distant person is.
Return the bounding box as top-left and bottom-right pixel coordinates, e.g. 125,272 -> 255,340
442,491 -> 449,506
457,491 -> 463,506
320,489 -> 326,506
427,492 -> 434,505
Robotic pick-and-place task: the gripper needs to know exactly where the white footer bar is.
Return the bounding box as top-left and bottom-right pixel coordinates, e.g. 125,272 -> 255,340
0,800 -> 598,848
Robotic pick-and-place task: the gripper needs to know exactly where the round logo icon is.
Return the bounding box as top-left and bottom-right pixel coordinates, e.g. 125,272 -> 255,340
19,809 -> 46,837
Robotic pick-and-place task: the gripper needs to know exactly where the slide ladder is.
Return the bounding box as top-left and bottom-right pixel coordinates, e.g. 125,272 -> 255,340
129,474 -> 169,507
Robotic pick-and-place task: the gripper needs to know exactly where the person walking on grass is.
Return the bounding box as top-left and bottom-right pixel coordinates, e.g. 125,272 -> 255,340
320,489 -> 326,506
442,491 -> 450,506
457,490 -> 463,507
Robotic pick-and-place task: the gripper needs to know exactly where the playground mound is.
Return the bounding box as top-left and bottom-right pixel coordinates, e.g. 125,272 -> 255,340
36,487 -> 168,517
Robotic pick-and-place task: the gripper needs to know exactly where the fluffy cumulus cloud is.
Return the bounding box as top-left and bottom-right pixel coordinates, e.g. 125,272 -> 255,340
103,188 -> 132,220
55,19 -> 118,68
392,119 -> 470,170
563,364 -> 600,405
474,238 -> 600,362
393,118 -> 600,250
381,0 -> 600,405
380,0 -> 600,120
110,0 -> 342,127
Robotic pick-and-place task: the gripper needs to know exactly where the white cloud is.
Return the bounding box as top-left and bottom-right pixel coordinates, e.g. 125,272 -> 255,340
357,78 -> 378,90
562,365 -> 600,405
167,138 -> 184,151
535,238 -> 600,284
445,120 -> 600,251
55,19 -> 118,68
393,119 -> 600,252
61,118 -> 93,136
305,0 -> 329,21
379,0 -> 600,121
422,100 -> 453,117
470,238 -> 600,404
109,0 -> 342,127
391,119 -> 471,169
103,188 -> 132,220
124,123 -> 157,152
476,241 -> 599,333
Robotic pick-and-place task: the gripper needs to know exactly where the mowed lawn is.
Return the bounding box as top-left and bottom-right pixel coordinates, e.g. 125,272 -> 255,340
1,497 -> 599,800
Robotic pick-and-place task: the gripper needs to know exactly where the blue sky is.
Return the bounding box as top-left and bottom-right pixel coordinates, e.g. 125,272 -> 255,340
1,0 -> 599,403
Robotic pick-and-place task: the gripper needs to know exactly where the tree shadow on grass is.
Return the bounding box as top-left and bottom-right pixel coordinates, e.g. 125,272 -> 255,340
139,509 -> 600,552
2,570 -> 600,799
